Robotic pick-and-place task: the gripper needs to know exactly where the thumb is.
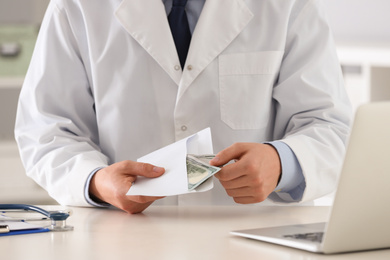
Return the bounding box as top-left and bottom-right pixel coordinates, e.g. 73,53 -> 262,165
209,143 -> 246,167
130,161 -> 165,178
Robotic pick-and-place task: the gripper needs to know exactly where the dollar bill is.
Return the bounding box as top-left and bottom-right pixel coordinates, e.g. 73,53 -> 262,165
186,154 -> 220,191
190,154 -> 216,165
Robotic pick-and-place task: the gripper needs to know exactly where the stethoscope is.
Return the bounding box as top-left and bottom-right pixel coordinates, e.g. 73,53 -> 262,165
0,204 -> 73,232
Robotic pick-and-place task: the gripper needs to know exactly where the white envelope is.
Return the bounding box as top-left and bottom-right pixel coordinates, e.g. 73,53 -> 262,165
126,128 -> 214,196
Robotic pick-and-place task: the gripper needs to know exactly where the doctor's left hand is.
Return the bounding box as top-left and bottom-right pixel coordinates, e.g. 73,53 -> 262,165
89,160 -> 165,214
210,143 -> 281,204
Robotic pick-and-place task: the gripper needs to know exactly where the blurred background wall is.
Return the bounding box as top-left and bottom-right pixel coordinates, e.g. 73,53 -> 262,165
0,0 -> 49,25
325,0 -> 390,46
1,0 -> 390,44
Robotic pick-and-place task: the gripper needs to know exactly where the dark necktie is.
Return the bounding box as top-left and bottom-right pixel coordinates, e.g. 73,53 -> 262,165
168,0 -> 191,69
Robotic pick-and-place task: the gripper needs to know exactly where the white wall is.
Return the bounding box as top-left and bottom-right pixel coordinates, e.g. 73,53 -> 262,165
325,0 -> 390,46
1,0 -> 390,46
0,0 -> 50,24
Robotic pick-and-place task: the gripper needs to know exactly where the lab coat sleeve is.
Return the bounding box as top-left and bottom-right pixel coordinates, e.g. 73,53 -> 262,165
270,0 -> 352,203
14,2 -> 109,206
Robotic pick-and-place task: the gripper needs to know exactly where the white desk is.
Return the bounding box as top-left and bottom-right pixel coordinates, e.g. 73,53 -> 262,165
1,206 -> 389,260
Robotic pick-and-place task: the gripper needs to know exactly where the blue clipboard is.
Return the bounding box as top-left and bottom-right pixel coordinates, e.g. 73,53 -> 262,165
0,204 -> 73,233
0,221 -> 50,236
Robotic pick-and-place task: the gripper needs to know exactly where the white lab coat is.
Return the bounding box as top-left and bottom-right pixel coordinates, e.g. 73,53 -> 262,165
15,0 -> 352,207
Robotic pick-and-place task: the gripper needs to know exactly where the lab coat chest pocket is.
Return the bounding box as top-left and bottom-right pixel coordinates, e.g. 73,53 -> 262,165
219,51 -> 284,130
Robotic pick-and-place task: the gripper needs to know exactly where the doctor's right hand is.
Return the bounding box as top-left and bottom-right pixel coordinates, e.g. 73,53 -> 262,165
89,161 -> 165,214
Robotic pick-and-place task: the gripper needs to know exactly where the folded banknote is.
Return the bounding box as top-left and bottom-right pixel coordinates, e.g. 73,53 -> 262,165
186,154 -> 221,190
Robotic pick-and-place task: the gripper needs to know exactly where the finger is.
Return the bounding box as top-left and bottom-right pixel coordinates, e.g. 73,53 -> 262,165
225,186 -> 253,198
214,156 -> 253,181
118,161 -> 165,178
232,196 -> 260,204
122,201 -> 155,214
128,195 -> 165,204
226,187 -> 268,204
218,175 -> 249,190
214,164 -> 243,182
210,143 -> 248,167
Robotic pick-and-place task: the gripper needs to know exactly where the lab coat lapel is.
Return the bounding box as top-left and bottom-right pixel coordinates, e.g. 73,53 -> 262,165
178,0 -> 254,100
115,0 -> 181,85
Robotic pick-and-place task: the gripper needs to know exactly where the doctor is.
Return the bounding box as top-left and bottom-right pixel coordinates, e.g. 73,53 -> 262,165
15,0 -> 351,214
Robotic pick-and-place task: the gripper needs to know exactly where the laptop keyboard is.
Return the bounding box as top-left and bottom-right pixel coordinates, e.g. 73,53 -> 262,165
283,232 -> 324,243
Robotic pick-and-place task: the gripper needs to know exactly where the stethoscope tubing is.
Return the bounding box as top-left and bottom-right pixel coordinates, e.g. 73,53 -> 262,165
0,204 -> 70,221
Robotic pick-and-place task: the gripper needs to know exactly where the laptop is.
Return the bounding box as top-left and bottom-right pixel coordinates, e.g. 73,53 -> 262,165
231,102 -> 390,254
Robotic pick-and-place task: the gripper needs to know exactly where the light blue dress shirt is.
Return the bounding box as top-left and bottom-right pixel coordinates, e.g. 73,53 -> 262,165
85,0 -> 306,206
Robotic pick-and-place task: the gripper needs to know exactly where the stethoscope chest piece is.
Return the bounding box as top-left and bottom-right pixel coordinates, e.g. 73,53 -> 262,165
0,204 -> 74,232
48,211 -> 74,231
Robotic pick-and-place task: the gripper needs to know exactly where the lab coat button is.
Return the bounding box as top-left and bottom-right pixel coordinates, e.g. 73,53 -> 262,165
174,65 -> 180,71
187,65 -> 193,71
181,125 -> 188,131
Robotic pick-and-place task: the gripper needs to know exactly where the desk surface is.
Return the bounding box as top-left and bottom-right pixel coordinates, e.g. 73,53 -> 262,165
1,205 -> 389,260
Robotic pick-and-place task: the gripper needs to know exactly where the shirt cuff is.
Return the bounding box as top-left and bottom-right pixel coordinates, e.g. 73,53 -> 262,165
84,167 -> 111,208
267,141 -> 305,201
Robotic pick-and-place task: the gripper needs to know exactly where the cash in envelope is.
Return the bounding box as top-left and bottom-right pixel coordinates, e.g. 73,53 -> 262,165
186,154 -> 221,191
